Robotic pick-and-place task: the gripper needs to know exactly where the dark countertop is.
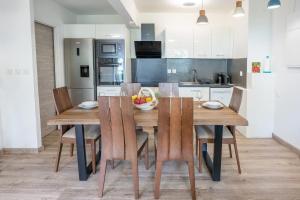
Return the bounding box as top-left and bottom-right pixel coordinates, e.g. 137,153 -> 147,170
138,82 -> 234,88
179,83 -> 234,88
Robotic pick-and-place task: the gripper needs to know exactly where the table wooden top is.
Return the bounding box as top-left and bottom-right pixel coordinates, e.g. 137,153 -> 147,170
48,102 -> 248,127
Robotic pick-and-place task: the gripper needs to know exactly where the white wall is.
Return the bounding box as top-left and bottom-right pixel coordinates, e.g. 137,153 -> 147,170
272,0 -> 300,149
33,0 -> 76,87
77,15 -> 124,24
0,0 -> 41,149
0,113 -> 3,150
237,0 -> 274,138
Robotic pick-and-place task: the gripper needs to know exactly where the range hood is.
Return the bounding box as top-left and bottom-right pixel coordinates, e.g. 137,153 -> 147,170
135,24 -> 162,58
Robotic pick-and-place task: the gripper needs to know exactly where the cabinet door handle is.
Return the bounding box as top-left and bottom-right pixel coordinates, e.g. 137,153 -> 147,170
212,91 -> 231,94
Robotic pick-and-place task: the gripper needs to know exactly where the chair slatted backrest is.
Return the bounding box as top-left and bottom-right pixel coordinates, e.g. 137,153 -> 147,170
229,87 -> 243,113
120,83 -> 141,96
98,96 -> 137,160
228,87 -> 243,134
159,83 -> 179,97
53,87 -> 73,134
157,97 -> 194,161
53,87 -> 73,114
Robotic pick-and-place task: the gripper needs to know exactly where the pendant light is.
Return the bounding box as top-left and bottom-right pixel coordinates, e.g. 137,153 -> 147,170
197,0 -> 208,24
267,0 -> 281,9
233,0 -> 245,17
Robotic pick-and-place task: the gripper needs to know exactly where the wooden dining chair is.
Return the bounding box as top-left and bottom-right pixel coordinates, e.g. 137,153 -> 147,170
158,83 -> 179,97
52,87 -> 100,174
120,83 -> 141,96
98,96 -> 149,199
154,97 -> 196,200
195,87 -> 243,174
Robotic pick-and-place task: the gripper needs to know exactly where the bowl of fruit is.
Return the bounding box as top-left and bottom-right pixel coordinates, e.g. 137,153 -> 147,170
132,88 -> 158,111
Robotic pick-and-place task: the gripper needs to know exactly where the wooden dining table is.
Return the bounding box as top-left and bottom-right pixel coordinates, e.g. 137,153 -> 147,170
47,102 -> 248,182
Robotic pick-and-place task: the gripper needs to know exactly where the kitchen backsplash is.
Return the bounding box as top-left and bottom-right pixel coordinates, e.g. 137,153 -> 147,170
227,58 -> 247,88
131,58 -> 247,87
167,59 -> 228,82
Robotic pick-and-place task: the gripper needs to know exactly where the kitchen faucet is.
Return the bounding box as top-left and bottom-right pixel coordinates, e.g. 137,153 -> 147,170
192,69 -> 197,83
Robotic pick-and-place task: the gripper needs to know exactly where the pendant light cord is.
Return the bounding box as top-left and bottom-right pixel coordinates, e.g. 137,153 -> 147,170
201,0 -> 204,9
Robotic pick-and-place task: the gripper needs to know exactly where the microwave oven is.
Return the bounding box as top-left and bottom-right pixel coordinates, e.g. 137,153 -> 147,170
95,39 -> 124,58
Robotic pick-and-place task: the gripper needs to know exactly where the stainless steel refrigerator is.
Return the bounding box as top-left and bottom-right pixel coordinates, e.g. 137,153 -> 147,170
64,39 -> 95,105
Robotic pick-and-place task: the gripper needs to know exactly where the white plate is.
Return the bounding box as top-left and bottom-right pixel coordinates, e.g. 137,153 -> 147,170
79,101 -> 98,109
202,101 -> 224,109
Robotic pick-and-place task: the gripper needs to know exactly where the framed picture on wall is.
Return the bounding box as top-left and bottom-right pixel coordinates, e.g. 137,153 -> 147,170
252,62 -> 261,73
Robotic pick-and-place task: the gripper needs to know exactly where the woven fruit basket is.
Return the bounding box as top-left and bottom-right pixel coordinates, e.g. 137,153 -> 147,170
132,88 -> 158,111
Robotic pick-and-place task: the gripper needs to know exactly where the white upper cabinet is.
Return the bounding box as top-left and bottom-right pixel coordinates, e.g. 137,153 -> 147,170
95,24 -> 127,39
165,28 -> 194,58
193,26 -> 211,58
64,24 -> 96,38
63,24 -> 128,39
211,27 -> 233,58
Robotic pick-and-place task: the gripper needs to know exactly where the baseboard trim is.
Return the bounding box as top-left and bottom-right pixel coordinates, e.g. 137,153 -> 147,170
273,133 -> 300,156
1,146 -> 44,154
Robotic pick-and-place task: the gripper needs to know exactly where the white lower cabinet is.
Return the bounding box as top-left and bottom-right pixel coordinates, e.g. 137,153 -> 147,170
97,86 -> 121,97
210,87 -> 233,106
179,87 -> 210,101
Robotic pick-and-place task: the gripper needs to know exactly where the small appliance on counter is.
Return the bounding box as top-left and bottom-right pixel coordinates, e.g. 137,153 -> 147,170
216,73 -> 231,85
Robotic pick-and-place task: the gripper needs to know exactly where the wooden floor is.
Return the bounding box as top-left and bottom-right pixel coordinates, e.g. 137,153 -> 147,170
0,131 -> 300,200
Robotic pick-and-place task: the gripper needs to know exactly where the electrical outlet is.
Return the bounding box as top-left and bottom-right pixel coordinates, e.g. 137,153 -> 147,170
167,69 -> 172,74
172,69 -> 177,74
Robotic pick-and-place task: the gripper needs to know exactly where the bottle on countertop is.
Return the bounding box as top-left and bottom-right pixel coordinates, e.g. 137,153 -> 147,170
263,56 -> 272,73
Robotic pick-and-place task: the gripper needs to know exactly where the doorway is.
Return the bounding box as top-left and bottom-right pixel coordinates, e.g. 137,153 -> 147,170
35,22 -> 56,138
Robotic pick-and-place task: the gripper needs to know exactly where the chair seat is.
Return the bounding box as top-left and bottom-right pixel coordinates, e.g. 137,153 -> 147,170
62,125 -> 100,140
196,125 -> 233,140
136,130 -> 148,150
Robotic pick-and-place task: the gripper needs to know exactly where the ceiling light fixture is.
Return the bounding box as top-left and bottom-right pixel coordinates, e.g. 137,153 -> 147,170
197,0 -> 208,24
267,0 -> 281,9
233,0 -> 245,17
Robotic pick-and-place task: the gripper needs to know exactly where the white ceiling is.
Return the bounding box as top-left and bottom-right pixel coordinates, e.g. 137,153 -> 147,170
54,0 -> 117,15
134,0 -> 236,13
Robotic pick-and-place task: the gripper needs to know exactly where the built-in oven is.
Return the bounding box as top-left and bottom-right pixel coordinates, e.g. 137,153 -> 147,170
96,58 -> 124,85
95,39 -> 125,85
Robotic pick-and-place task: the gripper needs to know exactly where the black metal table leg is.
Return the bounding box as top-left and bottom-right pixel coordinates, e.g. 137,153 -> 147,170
202,125 -> 224,181
75,125 -> 90,181
212,125 -> 223,181
75,125 -> 101,181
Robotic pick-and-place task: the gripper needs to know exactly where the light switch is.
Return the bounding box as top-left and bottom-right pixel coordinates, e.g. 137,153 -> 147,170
172,69 -> 177,74
240,71 -> 243,77
167,69 -> 172,74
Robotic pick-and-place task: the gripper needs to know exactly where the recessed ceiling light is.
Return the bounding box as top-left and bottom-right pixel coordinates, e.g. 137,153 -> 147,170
183,2 -> 196,7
